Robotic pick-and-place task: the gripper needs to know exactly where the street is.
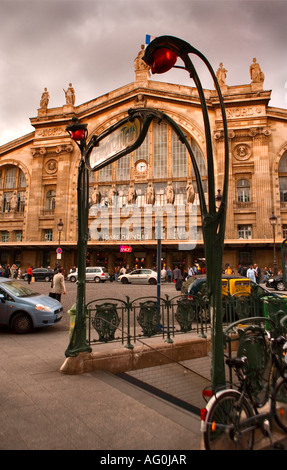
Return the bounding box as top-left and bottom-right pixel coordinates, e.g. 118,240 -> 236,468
13,279 -> 181,333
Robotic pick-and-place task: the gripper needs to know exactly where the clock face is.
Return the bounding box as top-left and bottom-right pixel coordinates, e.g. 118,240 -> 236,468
136,161 -> 147,172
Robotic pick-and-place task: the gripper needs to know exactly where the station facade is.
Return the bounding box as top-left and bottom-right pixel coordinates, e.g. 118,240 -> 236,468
0,46 -> 287,275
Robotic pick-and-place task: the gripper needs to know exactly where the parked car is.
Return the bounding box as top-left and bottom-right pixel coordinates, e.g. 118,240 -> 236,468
181,274 -> 287,321
23,268 -> 54,282
266,275 -> 286,291
67,266 -> 110,283
0,278 -> 63,333
117,268 -> 157,285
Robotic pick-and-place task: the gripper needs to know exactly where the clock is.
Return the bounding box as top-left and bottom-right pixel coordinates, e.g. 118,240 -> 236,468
136,160 -> 148,172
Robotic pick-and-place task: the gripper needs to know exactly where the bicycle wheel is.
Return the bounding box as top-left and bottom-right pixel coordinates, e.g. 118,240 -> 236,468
204,390 -> 255,450
272,376 -> 287,433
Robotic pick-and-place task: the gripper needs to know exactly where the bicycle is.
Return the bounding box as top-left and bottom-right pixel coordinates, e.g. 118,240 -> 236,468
200,317 -> 287,450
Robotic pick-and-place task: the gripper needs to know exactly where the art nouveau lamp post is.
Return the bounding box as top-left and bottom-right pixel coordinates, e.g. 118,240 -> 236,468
270,212 -> 278,275
65,118 -> 92,356
143,36 -> 229,389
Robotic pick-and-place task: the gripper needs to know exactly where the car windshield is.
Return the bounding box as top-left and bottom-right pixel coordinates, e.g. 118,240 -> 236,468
3,281 -> 39,297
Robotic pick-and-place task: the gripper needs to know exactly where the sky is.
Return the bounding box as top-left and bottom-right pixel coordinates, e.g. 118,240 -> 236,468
0,0 -> 286,146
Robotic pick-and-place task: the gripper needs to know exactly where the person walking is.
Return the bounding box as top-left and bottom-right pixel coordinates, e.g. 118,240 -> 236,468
173,266 -> 182,291
27,266 -> 33,284
51,267 -> 66,302
246,265 -> 256,283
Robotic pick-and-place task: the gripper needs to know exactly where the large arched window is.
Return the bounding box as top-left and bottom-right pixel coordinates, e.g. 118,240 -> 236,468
0,165 -> 26,213
89,119 -> 206,207
279,152 -> 287,202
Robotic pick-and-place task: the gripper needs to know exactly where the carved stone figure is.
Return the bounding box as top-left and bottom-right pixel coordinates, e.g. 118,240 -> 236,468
146,182 -> 155,205
91,185 -> 101,205
108,184 -> 117,206
64,83 -> 75,105
216,63 -> 228,86
10,192 -> 17,211
250,58 -> 264,83
165,181 -> 175,204
40,88 -> 50,109
127,183 -> 136,204
186,181 -> 195,204
134,45 -> 150,71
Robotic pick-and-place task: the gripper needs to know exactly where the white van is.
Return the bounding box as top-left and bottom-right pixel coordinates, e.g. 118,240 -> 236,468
67,267 -> 110,283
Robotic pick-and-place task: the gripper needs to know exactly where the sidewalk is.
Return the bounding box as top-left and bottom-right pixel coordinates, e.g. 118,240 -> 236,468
0,324 -> 286,451
0,327 -> 202,450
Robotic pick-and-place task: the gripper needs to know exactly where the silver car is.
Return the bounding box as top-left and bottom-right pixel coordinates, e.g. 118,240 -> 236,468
67,266 -> 110,283
0,278 -> 63,334
117,268 -> 157,285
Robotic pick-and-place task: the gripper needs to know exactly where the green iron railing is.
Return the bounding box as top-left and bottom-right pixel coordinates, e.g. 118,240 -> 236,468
83,292 -> 273,348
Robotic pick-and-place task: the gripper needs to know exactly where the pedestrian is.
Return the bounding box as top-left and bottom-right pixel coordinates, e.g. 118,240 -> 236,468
262,267 -> 269,283
51,267 -> 66,302
225,265 -> 232,274
254,264 -> 261,284
27,266 -> 33,284
166,267 -> 172,282
173,266 -> 182,291
246,265 -> 256,283
188,265 -> 194,277
4,265 -> 10,278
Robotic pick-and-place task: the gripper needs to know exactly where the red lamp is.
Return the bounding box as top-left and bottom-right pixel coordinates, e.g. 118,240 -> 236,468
150,47 -> 178,74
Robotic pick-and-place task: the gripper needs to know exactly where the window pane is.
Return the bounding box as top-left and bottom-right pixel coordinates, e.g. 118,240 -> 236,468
153,122 -> 168,178
135,134 -> 148,163
279,152 -> 287,172
4,167 -> 16,189
172,130 -> 186,177
116,154 -> 130,180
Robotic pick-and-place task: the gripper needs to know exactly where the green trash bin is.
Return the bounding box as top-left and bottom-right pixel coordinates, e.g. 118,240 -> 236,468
67,304 -> 76,338
263,296 -> 287,332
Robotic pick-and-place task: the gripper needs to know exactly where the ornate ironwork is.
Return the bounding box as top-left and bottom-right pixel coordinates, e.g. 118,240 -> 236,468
137,300 -> 161,337
175,298 -> 195,332
92,302 -> 120,342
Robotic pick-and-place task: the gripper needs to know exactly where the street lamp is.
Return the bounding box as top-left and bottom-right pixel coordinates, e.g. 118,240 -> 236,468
57,218 -> 64,246
269,212 -> 278,275
65,117 -> 92,357
143,36 -> 229,389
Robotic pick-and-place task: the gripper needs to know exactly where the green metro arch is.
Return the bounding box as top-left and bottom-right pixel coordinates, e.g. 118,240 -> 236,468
65,36 -> 229,390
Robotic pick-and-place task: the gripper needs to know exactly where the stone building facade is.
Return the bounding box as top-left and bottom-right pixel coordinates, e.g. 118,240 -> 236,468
0,47 -> 287,275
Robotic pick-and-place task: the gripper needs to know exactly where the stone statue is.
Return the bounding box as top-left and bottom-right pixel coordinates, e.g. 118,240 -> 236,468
134,45 -> 150,71
108,184 -> 117,206
91,185 -> 101,205
40,88 -> 50,110
64,83 -> 75,105
186,181 -> 195,204
165,181 -> 175,204
216,63 -> 228,86
10,192 -> 17,211
146,182 -> 155,205
127,183 -> 136,204
250,58 -> 264,83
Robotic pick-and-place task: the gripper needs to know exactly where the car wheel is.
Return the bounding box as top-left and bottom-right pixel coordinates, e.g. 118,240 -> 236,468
69,276 -> 77,282
148,278 -> 157,285
44,276 -> 50,282
11,313 -> 33,334
94,277 -> 101,283
121,277 -> 129,284
276,281 -> 285,291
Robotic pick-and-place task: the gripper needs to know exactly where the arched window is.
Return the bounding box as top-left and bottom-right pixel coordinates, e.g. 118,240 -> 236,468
279,152 -> 287,202
237,179 -> 250,202
0,165 -> 26,213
